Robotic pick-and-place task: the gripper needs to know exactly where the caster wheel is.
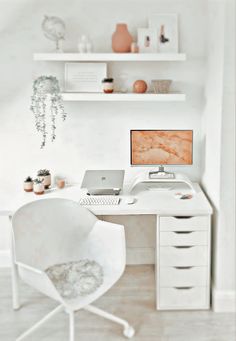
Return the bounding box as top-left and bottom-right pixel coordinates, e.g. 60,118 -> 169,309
123,325 -> 135,338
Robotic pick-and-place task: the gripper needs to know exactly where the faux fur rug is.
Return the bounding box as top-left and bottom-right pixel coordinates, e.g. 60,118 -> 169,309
46,259 -> 104,299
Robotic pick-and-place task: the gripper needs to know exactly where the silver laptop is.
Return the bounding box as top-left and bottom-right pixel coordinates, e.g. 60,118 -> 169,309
81,170 -> 125,195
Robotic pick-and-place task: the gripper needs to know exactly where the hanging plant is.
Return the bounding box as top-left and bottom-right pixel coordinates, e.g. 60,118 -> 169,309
30,75 -> 67,148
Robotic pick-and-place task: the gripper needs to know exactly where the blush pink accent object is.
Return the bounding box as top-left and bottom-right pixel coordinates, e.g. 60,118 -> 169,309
133,80 -> 148,93
112,24 -> 133,53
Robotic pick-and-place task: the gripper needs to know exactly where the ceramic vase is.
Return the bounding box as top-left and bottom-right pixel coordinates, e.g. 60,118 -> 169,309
112,24 -> 133,53
133,80 -> 148,93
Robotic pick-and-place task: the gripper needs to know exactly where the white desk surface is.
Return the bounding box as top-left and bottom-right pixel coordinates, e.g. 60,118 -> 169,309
0,183 -> 212,216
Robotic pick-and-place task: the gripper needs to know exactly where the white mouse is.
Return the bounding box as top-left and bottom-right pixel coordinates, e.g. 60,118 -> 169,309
125,197 -> 136,205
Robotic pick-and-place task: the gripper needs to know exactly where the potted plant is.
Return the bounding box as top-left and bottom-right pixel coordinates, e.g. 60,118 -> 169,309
30,75 -> 67,149
37,169 -> 51,189
23,176 -> 33,192
33,178 -> 45,195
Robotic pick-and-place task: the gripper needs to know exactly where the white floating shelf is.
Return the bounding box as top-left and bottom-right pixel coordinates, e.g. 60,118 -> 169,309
34,53 -> 186,62
61,93 -> 186,102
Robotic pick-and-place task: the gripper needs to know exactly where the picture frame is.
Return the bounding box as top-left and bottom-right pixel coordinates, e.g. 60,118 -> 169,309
137,28 -> 158,53
148,14 -> 178,53
65,62 -> 107,92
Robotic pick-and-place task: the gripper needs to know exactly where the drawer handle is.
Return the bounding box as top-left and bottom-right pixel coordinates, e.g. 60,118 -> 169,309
174,286 -> 193,290
173,216 -> 193,219
173,246 -> 194,249
174,266 -> 193,270
173,231 -> 193,234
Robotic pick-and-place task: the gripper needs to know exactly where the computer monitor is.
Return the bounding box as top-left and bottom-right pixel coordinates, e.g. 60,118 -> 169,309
130,130 -> 193,167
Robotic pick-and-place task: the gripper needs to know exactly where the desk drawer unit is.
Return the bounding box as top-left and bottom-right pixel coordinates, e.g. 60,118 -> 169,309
156,215 -> 211,310
160,231 -> 208,246
159,287 -> 208,309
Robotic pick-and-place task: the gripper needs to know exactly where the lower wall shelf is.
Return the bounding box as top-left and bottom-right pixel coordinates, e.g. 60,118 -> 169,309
61,93 -> 186,102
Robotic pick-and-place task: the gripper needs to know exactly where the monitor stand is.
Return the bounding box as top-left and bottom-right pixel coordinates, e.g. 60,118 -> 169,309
128,171 -> 196,194
149,166 -> 175,179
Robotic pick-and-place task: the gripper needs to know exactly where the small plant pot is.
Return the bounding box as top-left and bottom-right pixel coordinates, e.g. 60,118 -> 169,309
56,178 -> 66,189
38,175 -> 51,189
24,182 -> 33,192
33,183 -> 45,195
102,78 -> 114,93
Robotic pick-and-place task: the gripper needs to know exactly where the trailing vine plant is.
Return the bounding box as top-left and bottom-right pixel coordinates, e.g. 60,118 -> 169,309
30,75 -> 67,148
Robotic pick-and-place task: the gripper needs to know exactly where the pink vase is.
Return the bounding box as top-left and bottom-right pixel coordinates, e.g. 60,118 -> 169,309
112,24 -> 133,53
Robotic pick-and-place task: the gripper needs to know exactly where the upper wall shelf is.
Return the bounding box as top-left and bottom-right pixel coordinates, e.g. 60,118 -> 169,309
61,93 -> 186,102
33,53 -> 186,62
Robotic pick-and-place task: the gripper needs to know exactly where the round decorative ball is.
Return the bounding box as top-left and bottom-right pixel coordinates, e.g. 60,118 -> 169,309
133,80 -> 148,93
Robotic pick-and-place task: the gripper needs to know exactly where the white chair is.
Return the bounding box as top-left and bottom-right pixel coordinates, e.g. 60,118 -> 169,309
11,198 -> 135,341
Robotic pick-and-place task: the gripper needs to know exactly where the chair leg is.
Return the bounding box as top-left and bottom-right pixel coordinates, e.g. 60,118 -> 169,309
9,216 -> 20,310
84,305 -> 135,338
16,304 -> 64,341
69,311 -> 75,341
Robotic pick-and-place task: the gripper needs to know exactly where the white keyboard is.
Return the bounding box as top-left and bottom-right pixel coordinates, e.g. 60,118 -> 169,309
79,196 -> 120,206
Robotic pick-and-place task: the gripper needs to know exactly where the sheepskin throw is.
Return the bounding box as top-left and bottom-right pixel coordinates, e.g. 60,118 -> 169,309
46,259 -> 104,299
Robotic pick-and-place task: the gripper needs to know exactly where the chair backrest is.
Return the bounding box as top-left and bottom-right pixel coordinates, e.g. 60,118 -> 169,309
12,198 -> 98,270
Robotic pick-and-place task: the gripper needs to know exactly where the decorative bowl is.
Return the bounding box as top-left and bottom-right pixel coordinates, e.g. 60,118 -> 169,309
152,80 -> 172,94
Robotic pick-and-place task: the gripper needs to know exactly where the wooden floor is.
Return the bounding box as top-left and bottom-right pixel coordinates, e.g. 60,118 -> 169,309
0,266 -> 235,341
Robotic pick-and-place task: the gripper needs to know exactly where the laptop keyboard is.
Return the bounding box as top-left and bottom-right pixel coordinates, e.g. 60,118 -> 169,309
79,196 -> 120,206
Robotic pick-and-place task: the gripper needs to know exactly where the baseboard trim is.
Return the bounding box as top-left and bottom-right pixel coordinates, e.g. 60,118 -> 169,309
212,286 -> 236,312
0,250 -> 11,267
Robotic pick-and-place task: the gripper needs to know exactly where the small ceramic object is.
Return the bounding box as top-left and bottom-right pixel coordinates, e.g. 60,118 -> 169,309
112,23 -> 133,53
78,35 -> 88,53
118,73 -> 129,93
56,178 -> 66,189
33,179 -> 44,195
152,80 -> 172,94
37,169 -> 51,189
78,42 -> 86,53
131,42 -> 139,53
102,78 -> 114,93
133,80 -> 148,93
23,176 -> 33,192
78,35 -> 93,53
86,41 -> 93,53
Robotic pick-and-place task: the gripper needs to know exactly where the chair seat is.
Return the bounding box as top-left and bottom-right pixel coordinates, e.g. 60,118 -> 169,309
45,260 -> 124,311
46,259 -> 104,299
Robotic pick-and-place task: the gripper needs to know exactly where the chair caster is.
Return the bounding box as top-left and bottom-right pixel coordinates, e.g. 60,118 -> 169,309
123,325 -> 135,338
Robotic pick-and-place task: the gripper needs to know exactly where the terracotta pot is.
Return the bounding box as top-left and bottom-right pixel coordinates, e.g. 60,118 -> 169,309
133,80 -> 148,93
38,174 -> 51,189
24,182 -> 33,192
56,178 -> 66,189
112,24 -> 133,53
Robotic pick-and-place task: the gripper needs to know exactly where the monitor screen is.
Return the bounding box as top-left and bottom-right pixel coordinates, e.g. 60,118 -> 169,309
130,130 -> 193,166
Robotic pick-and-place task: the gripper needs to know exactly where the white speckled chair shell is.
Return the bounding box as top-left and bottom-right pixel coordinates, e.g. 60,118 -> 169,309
12,198 -> 126,311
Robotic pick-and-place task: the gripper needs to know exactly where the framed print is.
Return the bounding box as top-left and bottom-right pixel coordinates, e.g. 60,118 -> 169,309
65,63 -> 107,92
149,14 -> 178,53
137,28 -> 158,53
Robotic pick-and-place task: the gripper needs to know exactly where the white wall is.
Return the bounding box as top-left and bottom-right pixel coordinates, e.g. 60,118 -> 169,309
0,0 -> 207,252
202,0 -> 235,312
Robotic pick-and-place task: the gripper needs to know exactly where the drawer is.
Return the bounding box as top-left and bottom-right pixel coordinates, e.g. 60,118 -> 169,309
159,266 -> 208,287
159,287 -> 208,309
160,246 -> 208,266
160,216 -> 209,231
160,231 -> 208,246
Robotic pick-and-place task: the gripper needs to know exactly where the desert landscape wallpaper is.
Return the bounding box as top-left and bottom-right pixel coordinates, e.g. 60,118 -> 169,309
131,130 -> 193,165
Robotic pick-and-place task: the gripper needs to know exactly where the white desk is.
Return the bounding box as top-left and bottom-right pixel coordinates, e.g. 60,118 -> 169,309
0,182 -> 212,216
0,182 -> 212,311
